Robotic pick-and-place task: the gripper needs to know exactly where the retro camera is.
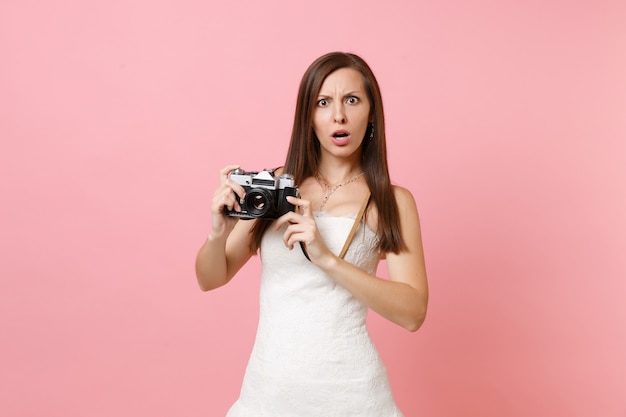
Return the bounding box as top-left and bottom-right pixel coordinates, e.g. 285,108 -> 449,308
225,168 -> 299,220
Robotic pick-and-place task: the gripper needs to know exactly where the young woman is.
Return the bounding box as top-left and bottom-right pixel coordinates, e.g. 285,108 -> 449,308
196,52 -> 428,416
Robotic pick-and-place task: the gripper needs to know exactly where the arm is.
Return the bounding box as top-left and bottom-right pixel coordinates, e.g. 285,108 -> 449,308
195,218 -> 257,291
276,187 -> 428,331
194,164 -> 257,291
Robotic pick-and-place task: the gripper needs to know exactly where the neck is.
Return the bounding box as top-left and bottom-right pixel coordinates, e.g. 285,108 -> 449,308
316,159 -> 363,186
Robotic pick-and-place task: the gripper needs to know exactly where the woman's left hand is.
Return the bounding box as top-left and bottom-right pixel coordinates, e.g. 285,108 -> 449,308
273,195 -> 333,264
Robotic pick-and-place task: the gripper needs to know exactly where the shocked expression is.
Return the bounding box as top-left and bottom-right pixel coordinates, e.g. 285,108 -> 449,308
312,68 -> 371,159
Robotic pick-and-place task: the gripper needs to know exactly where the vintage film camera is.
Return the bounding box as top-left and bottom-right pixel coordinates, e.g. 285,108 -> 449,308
225,168 -> 299,220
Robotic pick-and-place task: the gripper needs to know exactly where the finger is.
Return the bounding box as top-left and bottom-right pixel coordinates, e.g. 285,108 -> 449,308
227,178 -> 247,200
225,191 -> 242,212
285,227 -> 318,251
213,187 -> 240,212
219,164 -> 241,183
282,219 -> 317,247
283,228 -> 309,250
273,211 -> 300,230
287,195 -> 312,217
218,165 -> 246,200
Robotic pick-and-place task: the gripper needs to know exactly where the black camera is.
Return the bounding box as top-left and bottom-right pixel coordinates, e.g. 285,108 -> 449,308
225,168 -> 299,220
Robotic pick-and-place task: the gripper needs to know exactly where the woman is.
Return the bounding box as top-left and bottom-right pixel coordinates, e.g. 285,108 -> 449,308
196,52 -> 428,416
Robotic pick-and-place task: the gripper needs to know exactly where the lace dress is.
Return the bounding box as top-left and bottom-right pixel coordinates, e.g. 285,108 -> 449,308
226,213 -> 404,417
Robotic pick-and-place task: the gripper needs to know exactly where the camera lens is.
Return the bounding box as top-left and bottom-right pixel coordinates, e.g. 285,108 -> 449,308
245,189 -> 274,217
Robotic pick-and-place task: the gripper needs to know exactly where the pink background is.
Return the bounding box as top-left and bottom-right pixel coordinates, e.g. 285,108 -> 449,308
1,0 -> 625,416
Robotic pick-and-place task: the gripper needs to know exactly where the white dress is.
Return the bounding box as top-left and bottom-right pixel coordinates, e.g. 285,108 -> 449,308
226,213 -> 404,417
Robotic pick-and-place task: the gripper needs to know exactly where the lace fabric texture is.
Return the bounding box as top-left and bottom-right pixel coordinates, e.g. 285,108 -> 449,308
226,214 -> 404,417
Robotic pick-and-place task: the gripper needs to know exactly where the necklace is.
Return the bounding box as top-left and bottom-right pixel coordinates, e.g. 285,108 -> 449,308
315,171 -> 365,211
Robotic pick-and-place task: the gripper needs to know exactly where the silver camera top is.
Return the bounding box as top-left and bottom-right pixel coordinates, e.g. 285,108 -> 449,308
231,168 -> 295,190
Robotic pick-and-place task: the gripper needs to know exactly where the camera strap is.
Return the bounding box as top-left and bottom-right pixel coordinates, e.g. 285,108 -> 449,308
299,191 -> 371,262
338,191 -> 371,259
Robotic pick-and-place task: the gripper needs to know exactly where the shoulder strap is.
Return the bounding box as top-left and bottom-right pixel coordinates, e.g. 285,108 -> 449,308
338,192 -> 371,259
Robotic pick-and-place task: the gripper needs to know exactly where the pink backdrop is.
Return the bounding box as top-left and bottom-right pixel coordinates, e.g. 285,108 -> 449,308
1,0 -> 625,416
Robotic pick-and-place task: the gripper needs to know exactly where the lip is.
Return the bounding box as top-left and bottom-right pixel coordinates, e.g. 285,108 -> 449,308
331,130 -> 351,146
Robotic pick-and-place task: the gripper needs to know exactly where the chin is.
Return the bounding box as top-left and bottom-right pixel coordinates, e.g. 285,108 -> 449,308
325,145 -> 363,159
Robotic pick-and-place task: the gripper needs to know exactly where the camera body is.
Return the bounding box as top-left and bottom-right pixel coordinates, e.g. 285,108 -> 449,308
225,168 -> 299,220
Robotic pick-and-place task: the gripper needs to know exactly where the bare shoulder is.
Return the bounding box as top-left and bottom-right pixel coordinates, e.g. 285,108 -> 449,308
392,185 -> 419,215
385,185 -> 427,288
390,185 -> 423,247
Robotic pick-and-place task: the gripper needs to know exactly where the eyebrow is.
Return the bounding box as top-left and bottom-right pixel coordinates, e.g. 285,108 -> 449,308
317,91 -> 363,98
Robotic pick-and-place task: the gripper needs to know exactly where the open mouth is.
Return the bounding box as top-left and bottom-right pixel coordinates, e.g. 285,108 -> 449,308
332,131 -> 349,138
331,131 -> 351,146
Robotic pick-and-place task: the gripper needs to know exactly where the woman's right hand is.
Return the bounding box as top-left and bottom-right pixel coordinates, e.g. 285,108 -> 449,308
197,164 -> 255,291
209,164 -> 247,240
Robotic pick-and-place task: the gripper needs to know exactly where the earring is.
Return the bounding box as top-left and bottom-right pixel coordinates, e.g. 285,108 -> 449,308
368,123 -> 375,141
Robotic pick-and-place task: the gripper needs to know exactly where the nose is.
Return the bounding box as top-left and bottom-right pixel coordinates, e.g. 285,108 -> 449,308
333,103 -> 346,124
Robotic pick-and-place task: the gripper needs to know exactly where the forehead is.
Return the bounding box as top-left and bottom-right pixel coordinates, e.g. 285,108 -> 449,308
318,67 -> 366,93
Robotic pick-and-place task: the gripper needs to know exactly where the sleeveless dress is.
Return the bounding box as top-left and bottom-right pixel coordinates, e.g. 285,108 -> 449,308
226,213 -> 404,417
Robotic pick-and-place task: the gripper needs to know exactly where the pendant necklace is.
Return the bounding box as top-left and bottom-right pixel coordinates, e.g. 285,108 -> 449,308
315,171 -> 365,211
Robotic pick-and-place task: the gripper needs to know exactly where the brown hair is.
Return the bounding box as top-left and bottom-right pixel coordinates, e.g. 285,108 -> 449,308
251,52 -> 406,253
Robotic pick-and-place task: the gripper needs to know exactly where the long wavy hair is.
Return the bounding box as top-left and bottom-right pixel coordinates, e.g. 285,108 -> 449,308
251,52 -> 406,254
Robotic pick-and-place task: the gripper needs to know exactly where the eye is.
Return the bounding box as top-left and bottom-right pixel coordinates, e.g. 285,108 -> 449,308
346,96 -> 359,105
317,98 -> 329,107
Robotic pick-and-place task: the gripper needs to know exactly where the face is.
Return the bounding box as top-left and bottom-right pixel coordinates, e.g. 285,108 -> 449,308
312,67 -> 371,160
